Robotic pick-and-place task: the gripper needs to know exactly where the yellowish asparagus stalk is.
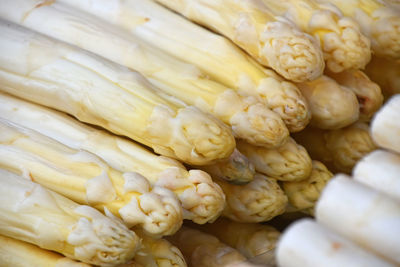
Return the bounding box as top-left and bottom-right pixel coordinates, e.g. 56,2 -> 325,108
0,93 -> 225,224
297,75 -> 360,129
236,138 -> 312,182
0,0 -> 309,134
317,0 -> 400,59
0,234 -> 91,267
0,17 -> 235,166
261,0 -> 371,72
293,123 -> 377,173
371,94 -> 400,154
216,173 -> 288,223
365,57 -> 400,99
282,160 -> 333,215
114,0 -> 325,82
199,149 -> 255,185
353,150 -> 400,202
0,120 -> 183,237
134,231 -> 187,267
166,226 -> 246,267
192,218 -> 280,265
0,169 -> 140,266
326,69 -> 383,121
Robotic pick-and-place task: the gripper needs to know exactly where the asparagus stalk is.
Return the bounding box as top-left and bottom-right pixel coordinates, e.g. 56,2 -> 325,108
0,169 -> 140,266
326,69 -> 384,121
166,226 -> 247,267
317,0 -> 400,59
261,0 -> 371,72
365,57 -> 400,99
216,173 -> 288,222
296,75 -> 360,130
98,0 -> 325,82
371,94 -> 400,154
353,150 -> 400,201
293,122 -> 377,173
0,119 -> 183,237
199,149 -> 255,185
276,219 -> 395,267
316,175 -> 400,265
282,160 -> 333,215
0,234 -> 91,267
0,92 -> 225,224
236,138 -> 312,182
0,19 -> 235,165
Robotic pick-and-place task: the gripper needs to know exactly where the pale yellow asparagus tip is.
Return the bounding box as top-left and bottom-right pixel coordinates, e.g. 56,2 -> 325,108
237,138 -> 312,182
260,16 -> 325,82
255,71 -> 311,132
133,231 -> 186,267
155,168 -> 225,224
0,234 -> 91,267
0,169 -> 140,266
326,69 -> 383,122
167,226 -> 246,267
299,1 -> 372,72
282,160 -> 333,215
200,148 -> 255,185
148,106 -> 236,165
225,94 -> 290,148
297,75 -> 360,129
320,0 -> 400,58
216,173 -> 288,223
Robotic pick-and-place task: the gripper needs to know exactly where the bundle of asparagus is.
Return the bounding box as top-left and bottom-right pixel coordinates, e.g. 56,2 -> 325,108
0,0 -> 311,134
0,92 -> 226,224
0,119 -> 183,237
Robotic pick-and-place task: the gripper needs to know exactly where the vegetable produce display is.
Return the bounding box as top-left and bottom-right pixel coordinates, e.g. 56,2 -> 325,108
0,0 -> 398,266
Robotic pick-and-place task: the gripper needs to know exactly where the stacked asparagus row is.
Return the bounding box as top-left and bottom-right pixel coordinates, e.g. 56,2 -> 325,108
0,0 -> 396,265
277,95 -> 400,266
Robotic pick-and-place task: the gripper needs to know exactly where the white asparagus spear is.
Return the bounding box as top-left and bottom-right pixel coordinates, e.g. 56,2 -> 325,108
316,174 -> 400,265
276,219 -> 395,267
371,94 -> 400,154
353,150 -> 400,202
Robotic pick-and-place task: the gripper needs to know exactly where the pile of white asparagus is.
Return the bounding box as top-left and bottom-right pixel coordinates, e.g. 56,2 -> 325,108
277,95 -> 400,267
0,0 -> 398,266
